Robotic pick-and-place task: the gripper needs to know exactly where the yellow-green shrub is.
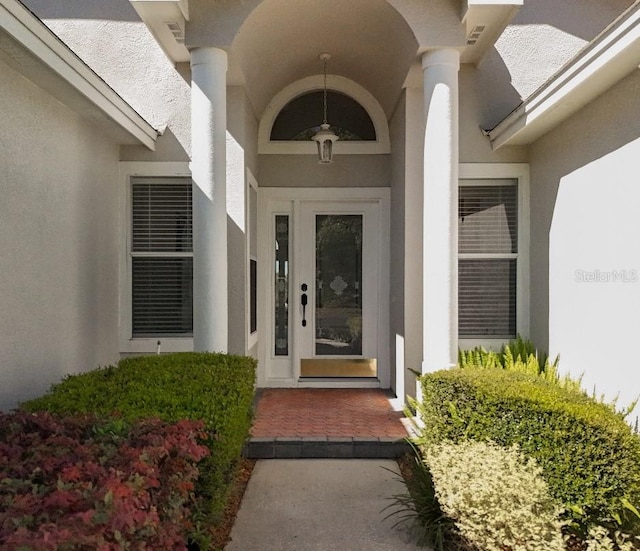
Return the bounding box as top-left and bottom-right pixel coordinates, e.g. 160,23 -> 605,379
425,440 -> 565,551
416,368 -> 640,536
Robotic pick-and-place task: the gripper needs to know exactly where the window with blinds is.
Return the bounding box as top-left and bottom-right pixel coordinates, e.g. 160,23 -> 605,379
131,177 -> 193,337
458,180 -> 518,338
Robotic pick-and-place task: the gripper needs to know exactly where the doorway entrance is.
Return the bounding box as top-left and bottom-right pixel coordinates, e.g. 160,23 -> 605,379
258,188 -> 390,388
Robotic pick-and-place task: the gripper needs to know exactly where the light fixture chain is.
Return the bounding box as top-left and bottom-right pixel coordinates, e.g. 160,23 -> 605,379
313,53 -> 337,164
323,57 -> 328,125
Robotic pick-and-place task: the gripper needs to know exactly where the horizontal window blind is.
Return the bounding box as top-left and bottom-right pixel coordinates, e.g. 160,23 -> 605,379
458,180 -> 518,339
459,185 -> 517,254
131,177 -> 193,338
459,259 -> 516,337
132,179 -> 192,252
132,258 -> 193,336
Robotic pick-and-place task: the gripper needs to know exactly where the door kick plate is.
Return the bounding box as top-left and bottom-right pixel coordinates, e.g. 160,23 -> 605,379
300,358 -> 377,378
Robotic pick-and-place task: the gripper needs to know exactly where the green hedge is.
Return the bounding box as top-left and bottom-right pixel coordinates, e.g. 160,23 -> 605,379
416,368 -> 640,533
22,352 -> 257,524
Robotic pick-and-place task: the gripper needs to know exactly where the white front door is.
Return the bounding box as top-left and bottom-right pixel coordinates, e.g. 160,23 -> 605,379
258,188 -> 389,387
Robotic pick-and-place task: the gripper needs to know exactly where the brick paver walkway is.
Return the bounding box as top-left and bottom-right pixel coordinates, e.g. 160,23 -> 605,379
250,388 -> 408,439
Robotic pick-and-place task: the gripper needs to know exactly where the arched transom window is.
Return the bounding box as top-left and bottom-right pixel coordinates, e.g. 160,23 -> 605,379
258,75 -> 390,155
270,91 -> 377,142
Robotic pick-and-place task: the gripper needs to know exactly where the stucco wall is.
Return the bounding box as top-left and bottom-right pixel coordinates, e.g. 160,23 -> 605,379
0,58 -> 120,410
23,0 -> 191,162
529,69 -> 640,410
476,0 -> 634,128
458,65 -> 528,163
258,155 -> 391,188
227,87 -> 259,355
402,87 -> 426,399
389,92 -> 406,398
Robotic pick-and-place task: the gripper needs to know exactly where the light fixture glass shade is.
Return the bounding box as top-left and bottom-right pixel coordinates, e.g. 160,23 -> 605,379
312,123 -> 338,164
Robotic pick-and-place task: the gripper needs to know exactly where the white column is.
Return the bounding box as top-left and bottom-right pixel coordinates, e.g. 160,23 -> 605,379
422,48 -> 460,374
191,47 -> 228,352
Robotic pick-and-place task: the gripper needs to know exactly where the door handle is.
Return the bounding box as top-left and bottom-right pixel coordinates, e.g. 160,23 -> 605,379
301,283 -> 308,327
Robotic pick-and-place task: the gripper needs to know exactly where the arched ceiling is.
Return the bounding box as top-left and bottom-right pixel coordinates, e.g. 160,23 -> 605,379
229,0 -> 419,119
138,0 -> 522,118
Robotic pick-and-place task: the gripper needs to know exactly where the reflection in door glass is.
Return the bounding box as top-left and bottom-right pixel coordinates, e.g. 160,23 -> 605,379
315,215 -> 363,355
274,216 -> 289,356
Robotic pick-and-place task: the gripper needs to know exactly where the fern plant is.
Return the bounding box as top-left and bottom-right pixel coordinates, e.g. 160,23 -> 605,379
458,336 -> 582,392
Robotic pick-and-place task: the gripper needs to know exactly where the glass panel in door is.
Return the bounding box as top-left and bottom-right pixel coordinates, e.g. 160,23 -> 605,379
274,215 -> 289,356
315,214 -> 363,355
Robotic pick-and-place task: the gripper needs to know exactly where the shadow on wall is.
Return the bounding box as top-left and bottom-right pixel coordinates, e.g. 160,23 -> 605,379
527,70 -> 640,366
474,47 -> 523,132
120,129 -> 190,163
474,0 -> 634,129
547,137 -> 640,410
509,0 -> 635,41
1,370 -> 51,412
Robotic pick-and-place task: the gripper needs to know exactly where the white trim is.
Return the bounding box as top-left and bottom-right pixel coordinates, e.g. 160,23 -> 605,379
295,380 -> 381,389
488,1 -> 640,148
257,187 -> 390,389
458,163 -> 530,350
258,75 -> 390,155
259,379 -> 382,389
118,162 -> 193,354
1,0 -> 158,150
246,169 -> 259,352
257,199 -> 293,387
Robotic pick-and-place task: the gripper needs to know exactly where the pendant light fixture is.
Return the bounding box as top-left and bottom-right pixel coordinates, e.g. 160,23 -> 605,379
312,53 -> 338,164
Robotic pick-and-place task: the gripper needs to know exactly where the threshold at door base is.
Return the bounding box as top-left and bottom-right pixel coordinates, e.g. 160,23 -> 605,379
296,378 -> 381,389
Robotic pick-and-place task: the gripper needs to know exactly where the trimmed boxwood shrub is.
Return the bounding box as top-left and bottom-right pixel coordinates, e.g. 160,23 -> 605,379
416,368 -> 640,534
22,352 -> 256,525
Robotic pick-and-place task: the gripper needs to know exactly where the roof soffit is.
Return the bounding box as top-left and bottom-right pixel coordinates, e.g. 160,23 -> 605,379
460,0 -> 524,64
130,0 -> 190,62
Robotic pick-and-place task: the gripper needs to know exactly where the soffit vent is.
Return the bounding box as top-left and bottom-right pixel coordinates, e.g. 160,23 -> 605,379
130,1 -> 190,63
466,25 -> 486,45
165,21 -> 184,44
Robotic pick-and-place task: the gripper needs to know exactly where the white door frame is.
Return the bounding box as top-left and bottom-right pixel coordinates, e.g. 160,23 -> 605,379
257,187 -> 390,388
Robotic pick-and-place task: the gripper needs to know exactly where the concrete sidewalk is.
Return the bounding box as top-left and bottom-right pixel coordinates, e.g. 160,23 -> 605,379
226,459 -> 423,551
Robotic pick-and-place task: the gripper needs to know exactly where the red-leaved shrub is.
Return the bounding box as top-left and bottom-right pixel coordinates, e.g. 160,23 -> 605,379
0,411 -> 209,550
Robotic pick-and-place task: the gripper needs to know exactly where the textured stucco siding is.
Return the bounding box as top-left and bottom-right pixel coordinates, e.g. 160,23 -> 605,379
258,155 -> 391,188
458,65 -> 528,163
22,0 -> 191,162
529,69 -> 640,410
477,0 -> 634,129
227,87 -> 259,355
0,58 -> 120,410
389,91 -> 406,398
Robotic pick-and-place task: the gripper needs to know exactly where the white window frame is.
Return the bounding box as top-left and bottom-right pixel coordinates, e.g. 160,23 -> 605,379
246,169 -> 259,351
119,162 -> 193,354
458,163 -> 530,351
